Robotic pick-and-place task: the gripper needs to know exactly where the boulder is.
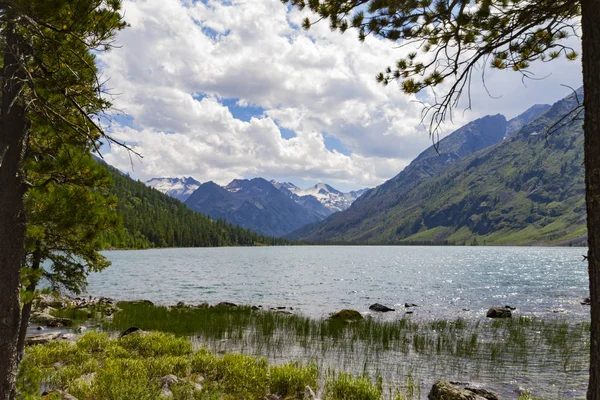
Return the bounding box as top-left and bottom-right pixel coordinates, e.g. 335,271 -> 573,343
214,302 -> 237,308
161,374 -> 179,386
369,303 -> 395,312
119,327 -> 146,338
25,332 -> 61,346
192,382 -> 203,392
30,312 -> 72,327
159,387 -> 173,398
127,299 -> 154,306
582,296 -> 591,305
36,293 -> 69,310
465,387 -> 499,400
329,309 -> 363,321
486,307 -> 512,318
428,381 -> 497,400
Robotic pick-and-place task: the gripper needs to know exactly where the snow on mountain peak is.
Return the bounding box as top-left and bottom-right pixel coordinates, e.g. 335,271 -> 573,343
271,180 -> 368,213
145,177 -> 201,202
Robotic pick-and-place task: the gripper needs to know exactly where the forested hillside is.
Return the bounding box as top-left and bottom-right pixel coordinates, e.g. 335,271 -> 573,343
99,164 -> 286,249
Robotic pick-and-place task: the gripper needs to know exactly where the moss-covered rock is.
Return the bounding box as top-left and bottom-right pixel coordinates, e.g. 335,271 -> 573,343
329,309 -> 363,321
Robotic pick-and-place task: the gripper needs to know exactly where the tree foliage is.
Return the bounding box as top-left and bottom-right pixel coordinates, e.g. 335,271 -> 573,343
0,1 -> 127,396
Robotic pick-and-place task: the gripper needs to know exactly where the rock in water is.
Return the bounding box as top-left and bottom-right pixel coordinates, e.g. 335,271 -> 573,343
215,302 -> 237,308
119,327 -> 145,338
428,381 -> 497,400
25,332 -> 61,346
30,312 -> 72,327
486,306 -> 512,318
582,296 -> 591,305
405,303 -> 418,308
329,309 -> 363,321
369,303 -> 395,312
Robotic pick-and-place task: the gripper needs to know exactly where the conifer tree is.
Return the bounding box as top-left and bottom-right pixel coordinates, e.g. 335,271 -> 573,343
0,1 -> 126,397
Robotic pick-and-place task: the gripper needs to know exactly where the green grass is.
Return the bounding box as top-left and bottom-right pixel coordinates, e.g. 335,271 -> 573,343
93,302 -> 591,398
18,332 -> 421,400
20,303 -> 590,398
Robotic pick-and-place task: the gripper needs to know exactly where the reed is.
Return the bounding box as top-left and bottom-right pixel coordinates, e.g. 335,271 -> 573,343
94,302 -> 590,398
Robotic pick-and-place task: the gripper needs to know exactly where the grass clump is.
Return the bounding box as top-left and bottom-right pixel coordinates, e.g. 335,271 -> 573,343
269,361 -> 318,398
325,371 -> 383,400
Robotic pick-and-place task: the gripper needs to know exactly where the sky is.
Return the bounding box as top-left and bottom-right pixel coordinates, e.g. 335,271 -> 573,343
99,0 -> 583,192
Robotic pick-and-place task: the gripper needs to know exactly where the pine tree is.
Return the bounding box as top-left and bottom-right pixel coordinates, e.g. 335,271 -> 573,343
0,1 -> 126,397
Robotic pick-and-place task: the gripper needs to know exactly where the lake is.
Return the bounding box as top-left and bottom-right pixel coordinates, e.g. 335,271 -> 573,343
90,246 -> 590,321
88,246 -> 590,398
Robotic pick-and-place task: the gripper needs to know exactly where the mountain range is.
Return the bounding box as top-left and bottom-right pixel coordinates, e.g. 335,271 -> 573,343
287,91 -> 586,245
97,164 -> 287,249
182,178 -> 366,237
145,175 -> 368,237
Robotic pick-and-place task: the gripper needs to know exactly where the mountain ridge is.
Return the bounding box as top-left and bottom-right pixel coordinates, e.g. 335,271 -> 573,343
289,94 -> 581,245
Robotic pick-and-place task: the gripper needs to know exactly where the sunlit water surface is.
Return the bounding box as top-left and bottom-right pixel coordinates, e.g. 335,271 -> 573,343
86,246 -> 590,398
91,246 -> 589,321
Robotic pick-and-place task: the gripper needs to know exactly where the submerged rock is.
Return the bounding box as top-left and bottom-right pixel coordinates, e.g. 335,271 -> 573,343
329,309 -> 363,321
369,303 -> 395,312
486,307 -> 512,318
428,381 -> 497,400
25,332 -> 61,346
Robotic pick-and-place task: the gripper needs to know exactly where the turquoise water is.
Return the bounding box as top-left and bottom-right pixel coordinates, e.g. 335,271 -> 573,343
90,246 -> 590,321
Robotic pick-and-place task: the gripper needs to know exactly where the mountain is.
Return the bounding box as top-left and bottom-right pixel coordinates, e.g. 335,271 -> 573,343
184,178 -> 324,237
98,166 -> 286,249
290,96 -> 579,245
145,177 -> 201,202
271,180 -> 369,214
505,104 -> 551,136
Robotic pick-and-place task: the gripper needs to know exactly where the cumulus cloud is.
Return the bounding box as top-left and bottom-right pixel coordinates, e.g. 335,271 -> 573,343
99,0 -> 582,189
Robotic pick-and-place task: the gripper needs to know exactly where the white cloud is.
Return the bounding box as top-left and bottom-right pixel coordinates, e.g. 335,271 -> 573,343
99,0 -> 582,190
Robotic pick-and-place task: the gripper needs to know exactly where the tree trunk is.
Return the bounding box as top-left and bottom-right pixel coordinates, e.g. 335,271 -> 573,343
0,23 -> 28,400
16,245 -> 42,364
582,0 -> 600,398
